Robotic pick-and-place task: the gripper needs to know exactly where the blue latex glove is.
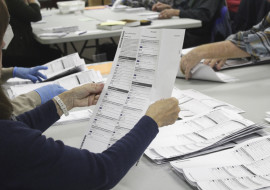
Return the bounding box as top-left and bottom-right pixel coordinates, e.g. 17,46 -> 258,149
34,84 -> 67,104
13,66 -> 48,83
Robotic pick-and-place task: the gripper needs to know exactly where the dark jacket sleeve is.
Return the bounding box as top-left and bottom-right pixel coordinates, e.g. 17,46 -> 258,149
16,100 -> 59,132
179,0 -> 221,23
5,0 -> 41,22
3,116 -> 158,190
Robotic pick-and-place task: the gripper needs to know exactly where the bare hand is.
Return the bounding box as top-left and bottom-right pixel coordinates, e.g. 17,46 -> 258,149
159,9 -> 179,19
55,83 -> 104,116
180,50 -> 202,80
146,97 -> 180,127
152,2 -> 171,12
203,58 -> 226,70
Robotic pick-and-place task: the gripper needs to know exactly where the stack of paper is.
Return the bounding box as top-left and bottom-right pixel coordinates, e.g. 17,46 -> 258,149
7,53 -> 86,86
40,53 -> 86,81
265,111 -> 270,123
172,88 -> 244,119
145,108 -> 267,163
177,63 -> 238,82
80,27 -> 185,153
39,26 -> 79,38
7,69 -> 103,99
53,109 -> 93,126
171,135 -> 270,190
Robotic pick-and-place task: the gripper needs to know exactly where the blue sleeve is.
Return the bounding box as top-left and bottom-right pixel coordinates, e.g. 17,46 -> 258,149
16,100 -> 60,132
3,116 -> 158,190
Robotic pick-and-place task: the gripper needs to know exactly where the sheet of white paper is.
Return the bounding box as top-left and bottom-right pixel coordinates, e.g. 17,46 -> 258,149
172,88 -> 244,119
7,70 -> 103,98
145,108 -> 254,160
177,63 -> 238,82
38,32 -> 67,38
53,109 -> 93,126
80,27 -> 185,153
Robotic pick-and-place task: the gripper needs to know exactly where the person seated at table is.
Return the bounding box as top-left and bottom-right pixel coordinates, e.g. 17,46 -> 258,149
151,0 -> 224,48
2,0 -> 61,68
0,1 -> 180,189
232,0 -> 270,33
180,9 -> 270,80
1,66 -> 66,116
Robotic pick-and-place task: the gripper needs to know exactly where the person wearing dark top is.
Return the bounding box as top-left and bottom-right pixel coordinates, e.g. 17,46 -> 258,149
152,0 -> 224,48
232,0 -> 270,33
2,0 -> 61,68
0,1 -> 180,189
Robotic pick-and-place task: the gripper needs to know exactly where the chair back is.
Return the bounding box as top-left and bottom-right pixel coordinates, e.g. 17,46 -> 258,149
211,6 -> 232,42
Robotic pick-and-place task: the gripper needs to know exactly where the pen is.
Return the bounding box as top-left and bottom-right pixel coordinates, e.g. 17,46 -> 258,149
78,31 -> 87,35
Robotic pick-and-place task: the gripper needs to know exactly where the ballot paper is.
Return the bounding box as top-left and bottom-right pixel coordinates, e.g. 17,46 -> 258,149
171,134 -> 270,190
10,53 -> 86,83
80,27 -> 185,153
145,108 -> 267,163
177,63 -> 238,82
172,88 -> 244,119
53,109 -> 93,126
7,69 -> 103,99
39,53 -> 86,81
265,111 -> 270,123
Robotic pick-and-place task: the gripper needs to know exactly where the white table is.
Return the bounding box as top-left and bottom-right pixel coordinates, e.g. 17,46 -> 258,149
33,8 -> 201,44
32,8 -> 201,58
44,63 -> 270,190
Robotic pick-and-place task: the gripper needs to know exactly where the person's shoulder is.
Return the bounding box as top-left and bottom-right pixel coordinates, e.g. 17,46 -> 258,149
0,120 -> 40,134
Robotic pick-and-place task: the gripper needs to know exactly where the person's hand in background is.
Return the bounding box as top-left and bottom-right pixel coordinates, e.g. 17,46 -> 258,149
13,66 -> 48,83
203,58 -> 227,70
159,9 -> 180,19
180,50 -> 202,80
146,97 -> 180,127
35,84 -> 67,104
152,2 -> 171,12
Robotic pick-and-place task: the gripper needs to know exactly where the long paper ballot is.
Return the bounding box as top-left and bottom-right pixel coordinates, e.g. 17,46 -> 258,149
80,27 -> 185,153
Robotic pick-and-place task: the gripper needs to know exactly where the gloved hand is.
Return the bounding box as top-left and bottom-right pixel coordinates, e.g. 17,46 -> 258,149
13,66 -> 48,83
34,84 -> 67,104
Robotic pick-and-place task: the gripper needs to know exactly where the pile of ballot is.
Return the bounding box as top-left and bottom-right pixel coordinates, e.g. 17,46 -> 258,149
4,53 -> 104,126
171,135 -> 270,190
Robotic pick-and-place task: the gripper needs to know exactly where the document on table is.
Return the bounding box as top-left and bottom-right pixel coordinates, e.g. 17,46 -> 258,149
172,87 -> 244,119
9,53 -> 85,84
171,135 -> 270,190
177,63 -> 238,82
265,111 -> 270,123
53,109 -> 93,126
39,53 -> 86,81
7,70 -> 103,99
80,27 -> 185,153
145,108 -> 267,163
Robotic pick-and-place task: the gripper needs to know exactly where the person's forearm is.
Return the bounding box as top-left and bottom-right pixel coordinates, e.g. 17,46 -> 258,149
0,67 -> 14,84
11,91 -> 41,116
53,91 -> 74,117
194,41 -> 251,60
173,9 -> 180,16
